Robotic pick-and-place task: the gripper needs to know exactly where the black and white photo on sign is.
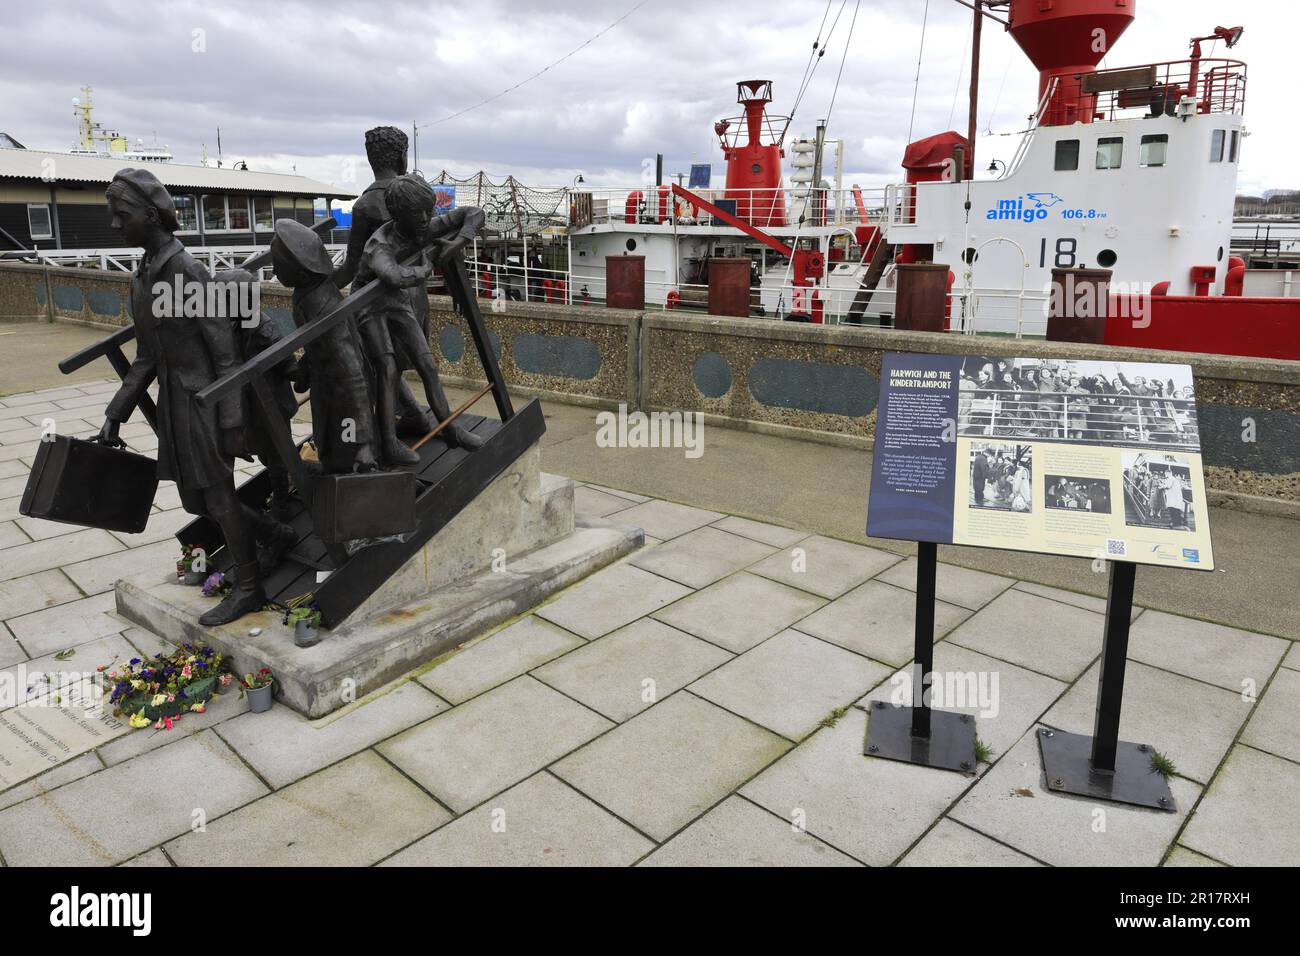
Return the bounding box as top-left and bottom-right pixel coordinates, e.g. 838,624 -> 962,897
1045,474 -> 1113,514
957,357 -> 1198,450
969,442 -> 1032,512
1121,452 -> 1197,532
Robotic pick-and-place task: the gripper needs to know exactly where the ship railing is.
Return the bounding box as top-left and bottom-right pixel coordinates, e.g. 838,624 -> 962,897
4,243 -> 347,280
460,255 -> 1060,338
1055,58 -> 1246,124
713,112 -> 792,150
568,186 -> 889,230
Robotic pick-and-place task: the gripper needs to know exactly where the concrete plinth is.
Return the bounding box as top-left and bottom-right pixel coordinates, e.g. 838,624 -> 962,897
115,447 -> 641,717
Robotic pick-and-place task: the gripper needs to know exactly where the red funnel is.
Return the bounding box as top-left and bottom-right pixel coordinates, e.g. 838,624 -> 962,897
1008,0 -> 1137,125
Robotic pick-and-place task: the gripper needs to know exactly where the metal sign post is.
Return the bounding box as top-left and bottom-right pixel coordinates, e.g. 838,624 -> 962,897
863,541 -> 978,774
1037,561 -> 1177,811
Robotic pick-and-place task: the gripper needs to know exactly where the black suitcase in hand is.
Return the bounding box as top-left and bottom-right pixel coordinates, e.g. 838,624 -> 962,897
20,434 -> 158,534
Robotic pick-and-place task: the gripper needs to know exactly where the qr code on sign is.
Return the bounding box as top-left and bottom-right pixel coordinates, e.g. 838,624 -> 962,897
1106,539 -> 1127,557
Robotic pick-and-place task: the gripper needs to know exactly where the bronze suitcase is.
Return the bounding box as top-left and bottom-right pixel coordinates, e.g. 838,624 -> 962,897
20,434 -> 158,534
311,471 -> 417,544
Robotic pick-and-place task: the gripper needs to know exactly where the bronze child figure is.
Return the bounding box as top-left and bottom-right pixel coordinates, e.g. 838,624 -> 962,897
355,174 -> 486,465
270,219 -> 379,474
95,168 -> 287,626
334,125 -> 430,439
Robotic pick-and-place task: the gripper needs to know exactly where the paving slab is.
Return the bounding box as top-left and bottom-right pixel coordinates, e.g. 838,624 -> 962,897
875,556 -> 1016,611
418,616 -> 585,705
640,795 -> 860,867
1041,659 -> 1252,784
5,592 -> 124,658
0,751 -> 103,812
215,680 -> 447,789
0,569 -> 83,621
107,508 -> 193,549
0,730 -> 267,866
535,562 -> 691,640
1282,642 -> 1299,671
533,618 -> 731,723
1163,845 -> 1226,867
859,642 -> 1068,759
63,538 -> 177,594
378,676 -> 612,813
689,629 -> 890,741
0,528 -> 122,584
629,526 -> 775,589
747,535 -> 902,599
119,848 -> 172,867
741,707 -> 974,866
898,818 -> 1043,866
166,750 -> 449,866
0,402 -> 60,421
0,622 -> 23,668
1180,744 -> 1300,866
1240,666 -> 1300,764
0,520 -> 27,549
652,571 -> 826,654
575,485 -> 638,519
383,771 -> 653,867
14,514 -> 84,541
1125,610 -> 1287,693
708,515 -> 807,549
1013,581 -> 1142,619
0,460 -> 28,479
945,588 -> 1105,681
1,387 -> 85,407
605,498 -> 723,540
552,691 -> 790,842
949,728 -> 1200,867
583,483 -> 649,503
794,580 -> 970,667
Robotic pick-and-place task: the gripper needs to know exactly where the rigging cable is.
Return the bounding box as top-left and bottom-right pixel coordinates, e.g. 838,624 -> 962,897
791,0 -> 850,124
906,0 -> 932,143
792,0 -> 835,115
417,0 -> 649,129
823,0 -> 861,128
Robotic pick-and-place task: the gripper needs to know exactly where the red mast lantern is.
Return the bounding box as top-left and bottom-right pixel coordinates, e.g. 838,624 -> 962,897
717,80 -> 789,227
1007,0 -> 1137,126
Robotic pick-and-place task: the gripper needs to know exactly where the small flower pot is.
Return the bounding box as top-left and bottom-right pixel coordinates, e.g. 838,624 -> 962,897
182,569 -> 206,586
245,683 -> 273,713
294,619 -> 322,648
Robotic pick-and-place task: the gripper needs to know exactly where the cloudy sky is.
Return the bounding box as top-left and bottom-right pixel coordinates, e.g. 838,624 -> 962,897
1,0 -> 1288,198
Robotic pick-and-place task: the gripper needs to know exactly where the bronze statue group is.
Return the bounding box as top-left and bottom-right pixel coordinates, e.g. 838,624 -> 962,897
94,127 -> 483,628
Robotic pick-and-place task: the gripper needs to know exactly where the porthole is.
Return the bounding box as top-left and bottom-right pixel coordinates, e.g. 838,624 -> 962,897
962,247 -> 978,264
1097,249 -> 1118,268
1217,246 -> 1225,261
625,238 -> 637,252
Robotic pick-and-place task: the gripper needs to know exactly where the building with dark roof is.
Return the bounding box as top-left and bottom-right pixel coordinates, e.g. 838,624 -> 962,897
0,147 -> 355,251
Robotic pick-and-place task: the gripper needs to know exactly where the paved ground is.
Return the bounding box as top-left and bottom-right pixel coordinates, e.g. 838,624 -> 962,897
7,322 -> 1292,637
0,375 -> 1297,866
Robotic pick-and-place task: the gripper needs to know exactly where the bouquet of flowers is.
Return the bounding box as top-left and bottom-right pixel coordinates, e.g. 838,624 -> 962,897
107,643 -> 234,729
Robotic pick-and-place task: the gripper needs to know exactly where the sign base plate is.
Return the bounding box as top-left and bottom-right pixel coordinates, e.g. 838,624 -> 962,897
1037,727 -> 1176,811
864,701 -> 978,774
